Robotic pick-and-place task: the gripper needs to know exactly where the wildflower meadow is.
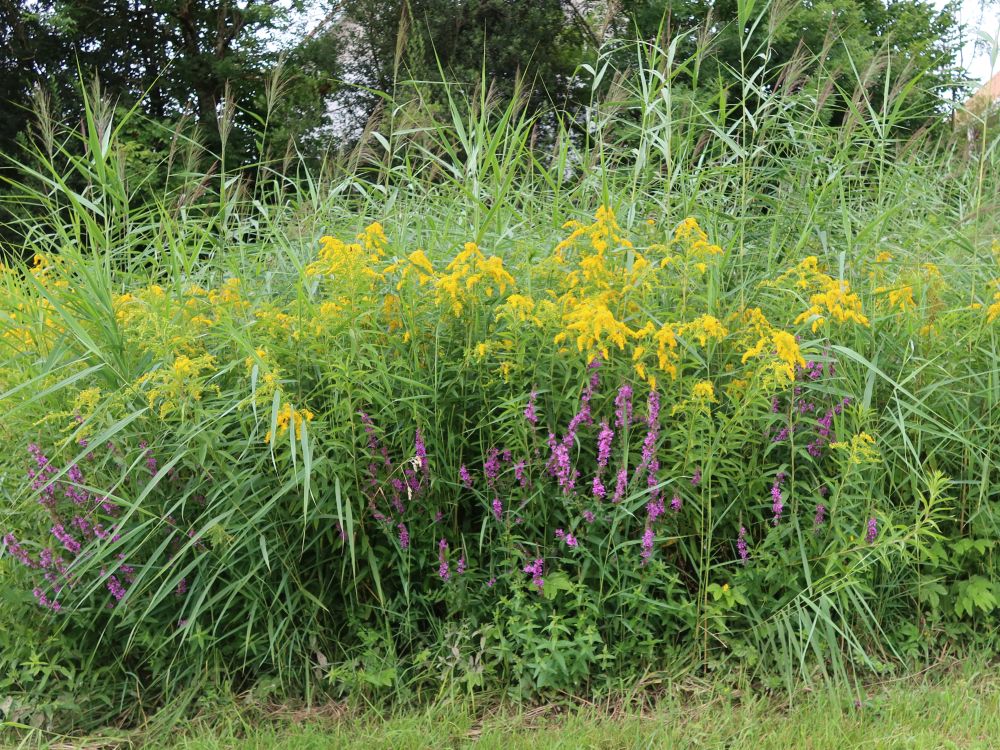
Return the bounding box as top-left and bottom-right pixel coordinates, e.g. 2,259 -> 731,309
1,20 -> 999,746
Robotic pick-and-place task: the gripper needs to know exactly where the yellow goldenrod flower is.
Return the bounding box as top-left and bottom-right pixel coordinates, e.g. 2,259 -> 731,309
691,381 -> 717,402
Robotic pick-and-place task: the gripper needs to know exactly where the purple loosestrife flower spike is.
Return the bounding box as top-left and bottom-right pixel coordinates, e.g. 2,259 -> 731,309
637,391 -> 660,477
484,448 -> 501,487
524,390 -> 538,425
641,527 -> 655,566
613,468 -> 628,503
647,496 -> 666,523
398,523 -> 410,549
737,526 -> 749,564
547,434 -> 575,495
596,422 -> 614,469
614,384 -> 633,429
492,497 -> 503,522
514,460 -> 527,487
814,504 -> 826,528
459,465 -> 472,488
671,495 -> 682,513
592,475 -> 606,499
3,533 -> 35,568
415,429 -> 429,481
33,587 -> 61,612
51,524 -> 81,555
139,441 -> 157,475
438,538 -> 450,581
866,517 -> 878,544
523,558 -> 544,591
691,467 -> 702,486
771,482 -> 784,525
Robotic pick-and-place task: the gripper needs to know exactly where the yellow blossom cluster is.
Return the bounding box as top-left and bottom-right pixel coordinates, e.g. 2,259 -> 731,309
987,281 -> 1000,324
266,403 -> 314,443
735,308 -> 805,383
434,242 -> 515,316
555,205 -> 633,258
554,294 -> 637,360
774,257 -> 869,332
137,353 -> 218,419
307,224 -> 387,281
668,216 -> 724,273
830,432 -> 881,465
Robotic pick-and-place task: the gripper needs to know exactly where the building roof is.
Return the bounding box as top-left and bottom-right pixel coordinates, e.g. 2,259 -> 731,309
965,70 -> 1000,114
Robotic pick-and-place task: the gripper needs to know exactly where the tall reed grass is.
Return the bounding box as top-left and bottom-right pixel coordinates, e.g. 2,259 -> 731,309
1,25 -> 998,731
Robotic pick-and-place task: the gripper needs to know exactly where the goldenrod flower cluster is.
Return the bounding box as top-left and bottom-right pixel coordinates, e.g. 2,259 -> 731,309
266,403 -> 314,443
773,257 -> 869,332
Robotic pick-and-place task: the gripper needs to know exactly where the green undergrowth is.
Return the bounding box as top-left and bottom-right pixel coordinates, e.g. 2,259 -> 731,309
6,661 -> 1000,749
1,25 -> 999,733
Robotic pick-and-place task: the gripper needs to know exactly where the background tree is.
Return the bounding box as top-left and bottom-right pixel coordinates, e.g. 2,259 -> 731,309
610,0 -> 965,131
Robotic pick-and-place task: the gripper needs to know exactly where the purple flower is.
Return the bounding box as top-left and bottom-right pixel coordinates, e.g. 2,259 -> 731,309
646,496 -> 666,523
398,523 -> 410,549
3,533 -> 35,568
646,458 -> 660,495
456,557 -> 466,575
612,468 -> 628,503
107,574 -> 126,601
691,467 -> 702,486
51,524 -> 81,555
139,440 -> 157,475
484,448 -> 501,487
486,577 -> 496,587
438,538 -> 450,581
641,527 -> 655,565
33,587 -> 61,612
646,389 -> 660,426
459,465 -> 473,488
415,429 -> 429,480
72,515 -> 93,539
492,497 -> 503,521
523,558 -> 544,591
547,434 -> 576,495
614,384 -> 633,429
637,391 -> 660,476
737,526 -> 749,564
814,504 -> 826,528
771,397 -> 781,413
866,517 -> 878,544
597,422 -> 614,469
592,475 -> 606,499
28,443 -> 57,508
64,464 -> 89,505
514,460 -> 527,487
771,482 -> 784,525
524,390 -> 538,425
555,528 -> 578,548
582,509 -> 595,523
670,495 -> 682,513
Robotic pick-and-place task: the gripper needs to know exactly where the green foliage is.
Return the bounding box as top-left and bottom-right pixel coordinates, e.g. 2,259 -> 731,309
0,32 -> 999,734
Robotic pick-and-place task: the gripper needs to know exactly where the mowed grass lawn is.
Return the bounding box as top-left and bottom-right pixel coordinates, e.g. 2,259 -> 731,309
25,665 -> 997,749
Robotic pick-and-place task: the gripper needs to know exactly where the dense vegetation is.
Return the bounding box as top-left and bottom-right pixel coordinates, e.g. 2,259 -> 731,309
1,0 -> 967,169
1,6 -> 999,739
